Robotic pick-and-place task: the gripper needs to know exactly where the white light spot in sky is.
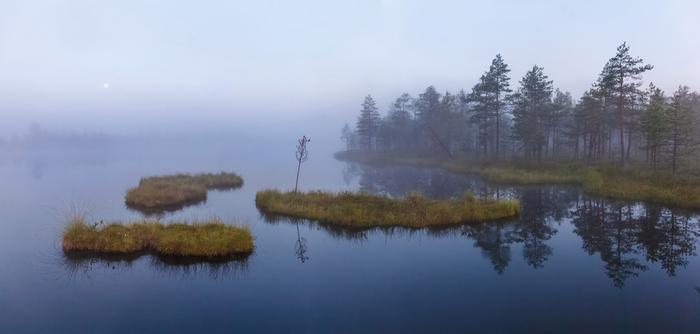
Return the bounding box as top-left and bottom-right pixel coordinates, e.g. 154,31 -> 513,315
103,83 -> 109,88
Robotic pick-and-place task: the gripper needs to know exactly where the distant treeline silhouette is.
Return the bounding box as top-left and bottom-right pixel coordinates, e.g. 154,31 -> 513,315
343,43 -> 700,174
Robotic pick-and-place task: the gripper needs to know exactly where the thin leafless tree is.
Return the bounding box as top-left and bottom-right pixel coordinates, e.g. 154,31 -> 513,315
294,135 -> 310,193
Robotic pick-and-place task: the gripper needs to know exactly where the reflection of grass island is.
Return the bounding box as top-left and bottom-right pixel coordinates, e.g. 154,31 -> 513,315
62,216 -> 253,257
255,189 -> 520,228
125,172 -> 243,212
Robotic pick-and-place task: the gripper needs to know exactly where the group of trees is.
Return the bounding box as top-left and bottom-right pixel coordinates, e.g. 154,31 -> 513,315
342,43 -> 700,173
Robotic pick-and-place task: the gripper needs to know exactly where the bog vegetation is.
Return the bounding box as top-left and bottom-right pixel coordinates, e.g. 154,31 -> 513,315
125,172 -> 243,210
62,215 -> 253,257
255,189 -> 520,228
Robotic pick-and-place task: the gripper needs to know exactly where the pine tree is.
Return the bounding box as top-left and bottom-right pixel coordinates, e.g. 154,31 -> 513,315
467,74 -> 493,158
488,54 -> 512,158
550,89 -> 573,159
387,93 -> 414,152
639,84 -> 667,170
666,86 -> 695,174
415,86 -> 443,151
356,95 -> 381,152
574,88 -> 605,163
415,86 -> 441,126
601,42 -> 653,165
467,55 -> 511,159
340,123 -> 356,151
511,66 -> 554,162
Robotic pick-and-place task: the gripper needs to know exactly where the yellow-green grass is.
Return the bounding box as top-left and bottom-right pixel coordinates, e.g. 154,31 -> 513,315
255,189 -> 520,228
335,151 -> 700,209
125,172 -> 243,210
62,216 -> 253,257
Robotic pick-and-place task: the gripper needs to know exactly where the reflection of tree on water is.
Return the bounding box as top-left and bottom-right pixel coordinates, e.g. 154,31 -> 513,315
462,222 -> 513,274
637,210 -> 698,276
462,187 -> 564,273
510,188 -> 561,268
571,201 -> 649,288
571,199 -> 699,287
295,223 -> 309,263
342,162 -> 361,186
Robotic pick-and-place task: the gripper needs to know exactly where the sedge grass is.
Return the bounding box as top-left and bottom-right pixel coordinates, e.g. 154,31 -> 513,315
125,172 -> 243,210
62,216 -> 253,257
255,189 -> 520,228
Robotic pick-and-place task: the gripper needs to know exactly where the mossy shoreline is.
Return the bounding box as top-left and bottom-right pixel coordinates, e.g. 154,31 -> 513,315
62,217 -> 253,258
335,150 -> 700,210
255,189 -> 520,228
125,172 -> 243,213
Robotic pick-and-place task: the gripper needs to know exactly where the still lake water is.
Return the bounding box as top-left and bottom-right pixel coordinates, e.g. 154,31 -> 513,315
1,138 -> 699,333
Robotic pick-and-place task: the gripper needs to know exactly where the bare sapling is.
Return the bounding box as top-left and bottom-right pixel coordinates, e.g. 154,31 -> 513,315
294,135 -> 310,193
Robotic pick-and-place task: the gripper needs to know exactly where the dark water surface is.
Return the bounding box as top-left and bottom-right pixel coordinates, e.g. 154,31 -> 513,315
1,140 -> 699,333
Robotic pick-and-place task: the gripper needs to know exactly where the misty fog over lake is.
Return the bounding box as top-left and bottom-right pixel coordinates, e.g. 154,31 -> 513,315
1,1 -> 699,333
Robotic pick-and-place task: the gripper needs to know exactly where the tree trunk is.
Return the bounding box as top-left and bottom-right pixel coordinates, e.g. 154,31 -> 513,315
618,77 -> 626,165
294,159 -> 302,193
626,129 -> 632,160
672,131 -> 678,175
495,91 -> 500,160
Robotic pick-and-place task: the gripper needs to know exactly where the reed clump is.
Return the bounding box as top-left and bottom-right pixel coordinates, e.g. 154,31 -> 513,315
125,172 -> 243,210
255,189 -> 520,228
62,216 -> 253,257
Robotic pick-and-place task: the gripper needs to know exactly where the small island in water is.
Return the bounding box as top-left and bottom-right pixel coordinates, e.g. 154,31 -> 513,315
255,189 -> 520,228
62,216 -> 253,257
125,172 -> 243,213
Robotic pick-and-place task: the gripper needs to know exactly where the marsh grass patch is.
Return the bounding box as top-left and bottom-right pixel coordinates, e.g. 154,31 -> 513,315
125,172 -> 243,213
255,189 -> 520,228
62,216 -> 253,258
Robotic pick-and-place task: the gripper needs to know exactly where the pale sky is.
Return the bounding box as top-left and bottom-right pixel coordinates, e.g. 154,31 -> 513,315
0,0 -> 699,132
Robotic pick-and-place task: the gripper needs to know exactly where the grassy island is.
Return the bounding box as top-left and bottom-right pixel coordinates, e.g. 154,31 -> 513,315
255,189 -> 520,228
335,151 -> 700,209
62,217 -> 253,257
125,172 -> 243,212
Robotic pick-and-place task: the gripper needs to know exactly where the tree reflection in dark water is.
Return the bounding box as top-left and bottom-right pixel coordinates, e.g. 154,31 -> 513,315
295,223 -> 310,263
61,251 -> 250,280
571,201 -> 649,287
337,162 -> 700,287
462,222 -> 513,274
461,186 -> 572,272
571,200 -> 698,287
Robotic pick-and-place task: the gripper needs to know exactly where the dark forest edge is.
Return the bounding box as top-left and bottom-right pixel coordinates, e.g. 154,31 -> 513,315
62,216 -> 253,258
340,42 -> 700,209
335,150 -> 700,210
255,189 -> 520,228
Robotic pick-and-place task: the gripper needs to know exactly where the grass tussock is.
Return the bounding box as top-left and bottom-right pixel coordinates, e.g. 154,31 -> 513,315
255,189 -> 520,228
125,172 -> 243,210
335,151 -> 700,209
62,216 -> 253,257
